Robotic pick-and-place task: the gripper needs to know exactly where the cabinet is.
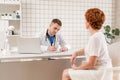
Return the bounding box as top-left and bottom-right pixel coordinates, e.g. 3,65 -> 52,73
0,0 -> 4,3
0,0 -> 21,51
0,0 -> 21,35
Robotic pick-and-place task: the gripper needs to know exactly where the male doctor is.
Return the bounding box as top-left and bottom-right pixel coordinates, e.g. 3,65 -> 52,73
40,18 -> 69,52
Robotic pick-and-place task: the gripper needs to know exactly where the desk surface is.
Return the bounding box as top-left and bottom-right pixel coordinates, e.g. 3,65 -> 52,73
0,50 -> 85,62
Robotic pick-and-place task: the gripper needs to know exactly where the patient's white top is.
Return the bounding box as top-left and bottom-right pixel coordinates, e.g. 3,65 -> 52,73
85,31 -> 112,68
68,31 -> 113,80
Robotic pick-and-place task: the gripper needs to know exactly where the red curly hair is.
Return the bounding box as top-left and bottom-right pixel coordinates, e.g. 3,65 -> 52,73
85,8 -> 105,30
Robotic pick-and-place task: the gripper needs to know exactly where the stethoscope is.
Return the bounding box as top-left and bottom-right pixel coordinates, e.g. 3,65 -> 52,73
45,30 -> 56,46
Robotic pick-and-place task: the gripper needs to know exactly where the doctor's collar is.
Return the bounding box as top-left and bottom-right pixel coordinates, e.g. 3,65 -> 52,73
46,29 -> 56,37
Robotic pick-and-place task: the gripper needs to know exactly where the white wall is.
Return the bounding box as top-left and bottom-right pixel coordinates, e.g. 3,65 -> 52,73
113,0 -> 120,42
115,0 -> 120,28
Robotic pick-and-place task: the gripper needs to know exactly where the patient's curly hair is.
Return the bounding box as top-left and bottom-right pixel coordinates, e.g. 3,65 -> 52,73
85,8 -> 105,30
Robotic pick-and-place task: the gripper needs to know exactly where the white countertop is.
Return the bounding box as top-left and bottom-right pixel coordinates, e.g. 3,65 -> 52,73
0,50 -> 85,62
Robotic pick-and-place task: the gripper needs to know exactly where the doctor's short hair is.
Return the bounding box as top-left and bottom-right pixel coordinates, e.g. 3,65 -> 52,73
51,18 -> 62,26
85,8 -> 105,30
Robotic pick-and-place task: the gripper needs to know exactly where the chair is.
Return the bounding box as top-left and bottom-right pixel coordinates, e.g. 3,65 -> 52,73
92,41 -> 120,80
107,41 -> 120,80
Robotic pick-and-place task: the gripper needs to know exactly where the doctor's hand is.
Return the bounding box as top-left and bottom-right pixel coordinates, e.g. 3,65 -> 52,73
47,46 -> 57,51
59,47 -> 68,52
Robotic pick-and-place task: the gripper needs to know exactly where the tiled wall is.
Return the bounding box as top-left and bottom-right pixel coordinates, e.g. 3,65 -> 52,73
21,0 -> 114,49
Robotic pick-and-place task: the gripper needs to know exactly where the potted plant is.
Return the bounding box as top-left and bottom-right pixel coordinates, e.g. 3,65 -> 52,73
5,13 -> 8,19
103,25 -> 120,44
9,14 -> 12,19
1,14 -> 4,19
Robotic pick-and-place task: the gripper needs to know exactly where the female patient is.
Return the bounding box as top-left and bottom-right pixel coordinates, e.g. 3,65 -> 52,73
62,8 -> 112,80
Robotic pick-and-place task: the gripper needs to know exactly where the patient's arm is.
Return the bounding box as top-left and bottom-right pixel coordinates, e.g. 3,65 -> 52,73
75,48 -> 85,56
70,48 -> 85,66
71,56 -> 97,70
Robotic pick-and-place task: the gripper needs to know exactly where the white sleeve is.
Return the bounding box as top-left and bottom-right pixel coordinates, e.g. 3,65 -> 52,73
39,31 -> 48,52
41,45 -> 48,52
88,37 -> 102,57
59,34 -> 71,50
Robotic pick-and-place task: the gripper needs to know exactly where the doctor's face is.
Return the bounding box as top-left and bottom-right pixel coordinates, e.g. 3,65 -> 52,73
49,22 -> 61,35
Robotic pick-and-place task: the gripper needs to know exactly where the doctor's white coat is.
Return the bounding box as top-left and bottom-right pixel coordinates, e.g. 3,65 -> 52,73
40,30 -> 70,51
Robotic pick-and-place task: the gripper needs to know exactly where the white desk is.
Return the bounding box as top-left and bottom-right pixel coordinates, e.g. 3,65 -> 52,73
0,50 -> 85,62
0,50 -> 85,80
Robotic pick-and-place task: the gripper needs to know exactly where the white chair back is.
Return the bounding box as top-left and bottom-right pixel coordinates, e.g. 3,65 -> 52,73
108,41 -> 120,67
108,41 -> 120,80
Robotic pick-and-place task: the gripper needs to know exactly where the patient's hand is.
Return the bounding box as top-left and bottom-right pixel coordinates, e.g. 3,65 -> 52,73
71,64 -> 78,70
59,47 -> 68,52
47,46 -> 57,51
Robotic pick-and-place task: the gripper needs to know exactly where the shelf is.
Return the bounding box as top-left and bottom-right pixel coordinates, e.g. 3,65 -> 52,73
0,0 -> 21,52
0,18 -> 20,21
0,2 -> 20,5
7,35 -> 20,37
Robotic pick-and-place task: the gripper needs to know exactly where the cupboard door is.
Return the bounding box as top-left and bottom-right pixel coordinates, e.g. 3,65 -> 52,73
0,20 -> 8,50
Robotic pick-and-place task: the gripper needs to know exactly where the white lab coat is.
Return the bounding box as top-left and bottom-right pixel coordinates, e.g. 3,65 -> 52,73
40,29 -> 70,51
